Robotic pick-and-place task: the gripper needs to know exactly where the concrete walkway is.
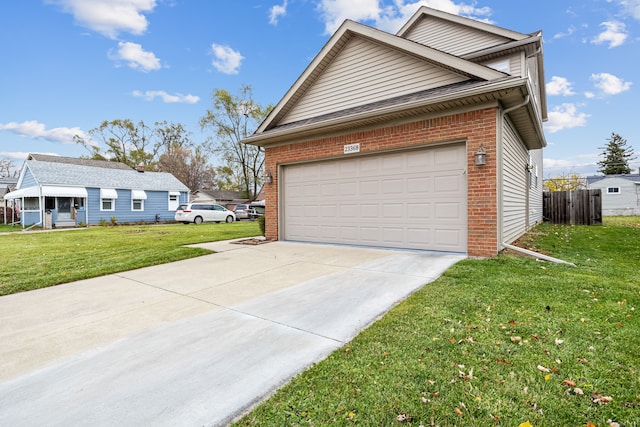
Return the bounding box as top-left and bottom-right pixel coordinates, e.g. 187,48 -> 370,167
0,240 -> 464,426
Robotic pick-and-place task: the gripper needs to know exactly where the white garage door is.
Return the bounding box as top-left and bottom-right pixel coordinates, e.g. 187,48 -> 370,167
282,143 -> 468,252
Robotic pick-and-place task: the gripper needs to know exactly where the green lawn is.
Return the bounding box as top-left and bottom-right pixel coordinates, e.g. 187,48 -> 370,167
234,217 -> 640,427
0,222 -> 260,296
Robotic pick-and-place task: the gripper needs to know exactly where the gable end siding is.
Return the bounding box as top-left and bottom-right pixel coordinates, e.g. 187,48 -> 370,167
403,16 -> 511,56
281,35 -> 468,124
501,117 -> 530,244
20,168 -> 38,188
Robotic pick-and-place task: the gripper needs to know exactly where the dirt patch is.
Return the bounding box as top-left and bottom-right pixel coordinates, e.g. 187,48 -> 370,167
231,238 -> 274,245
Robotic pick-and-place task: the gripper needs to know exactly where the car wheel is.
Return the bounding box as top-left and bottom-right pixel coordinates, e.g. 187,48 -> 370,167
226,215 -> 234,223
194,216 -> 203,224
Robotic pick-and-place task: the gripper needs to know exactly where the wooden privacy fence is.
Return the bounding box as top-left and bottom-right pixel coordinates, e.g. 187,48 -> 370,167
543,189 -> 602,225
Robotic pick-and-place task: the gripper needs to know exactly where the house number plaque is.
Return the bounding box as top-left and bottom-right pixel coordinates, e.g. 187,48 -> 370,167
343,143 -> 360,154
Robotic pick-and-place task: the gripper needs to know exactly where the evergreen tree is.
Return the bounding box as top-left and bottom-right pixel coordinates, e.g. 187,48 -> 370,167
597,133 -> 635,175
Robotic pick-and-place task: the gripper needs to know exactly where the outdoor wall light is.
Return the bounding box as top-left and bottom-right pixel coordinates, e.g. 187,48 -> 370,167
475,144 -> 487,166
264,170 -> 273,184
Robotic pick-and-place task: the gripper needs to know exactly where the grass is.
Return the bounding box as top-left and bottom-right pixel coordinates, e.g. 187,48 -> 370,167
0,222 -> 260,296
0,224 -> 21,233
233,217 -> 640,427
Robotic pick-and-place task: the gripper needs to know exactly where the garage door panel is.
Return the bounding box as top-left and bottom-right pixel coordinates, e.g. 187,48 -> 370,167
283,144 -> 467,252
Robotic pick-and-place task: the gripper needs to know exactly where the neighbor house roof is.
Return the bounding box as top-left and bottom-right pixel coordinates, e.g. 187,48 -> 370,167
587,174 -> 640,185
28,153 -> 133,170
17,160 -> 189,192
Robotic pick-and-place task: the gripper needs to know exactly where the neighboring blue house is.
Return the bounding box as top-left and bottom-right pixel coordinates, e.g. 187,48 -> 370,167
587,173 -> 640,216
3,154 -> 190,228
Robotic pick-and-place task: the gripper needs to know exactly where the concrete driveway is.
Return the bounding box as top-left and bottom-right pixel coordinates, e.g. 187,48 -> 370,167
0,239 -> 464,426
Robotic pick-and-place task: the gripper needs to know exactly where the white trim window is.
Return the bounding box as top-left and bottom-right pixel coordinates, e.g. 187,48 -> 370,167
607,187 -> 620,194
131,190 -> 147,211
100,188 -> 118,211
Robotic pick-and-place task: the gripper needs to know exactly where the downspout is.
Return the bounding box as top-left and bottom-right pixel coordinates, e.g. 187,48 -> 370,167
503,242 -> 576,266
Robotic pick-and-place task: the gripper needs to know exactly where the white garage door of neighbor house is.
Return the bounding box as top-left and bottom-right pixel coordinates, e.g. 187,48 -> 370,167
282,143 -> 468,252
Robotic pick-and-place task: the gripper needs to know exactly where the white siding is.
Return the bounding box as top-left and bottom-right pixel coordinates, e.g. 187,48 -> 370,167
589,177 -> 640,215
281,36 -> 468,124
404,16 -> 511,56
282,144 -> 468,252
502,118 -> 530,244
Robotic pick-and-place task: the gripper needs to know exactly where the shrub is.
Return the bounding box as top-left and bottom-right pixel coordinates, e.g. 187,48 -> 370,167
258,216 -> 265,236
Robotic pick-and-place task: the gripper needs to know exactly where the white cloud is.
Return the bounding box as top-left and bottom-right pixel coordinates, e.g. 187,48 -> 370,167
544,103 -> 589,133
0,152 -> 31,162
619,0 -> 640,20
0,120 -> 88,145
132,90 -> 200,104
269,0 -> 288,25
210,44 -> 244,75
591,72 -> 632,95
546,76 -> 575,96
110,41 -> 161,72
553,26 -> 576,40
591,21 -> 627,48
317,0 -> 492,35
48,0 -> 156,39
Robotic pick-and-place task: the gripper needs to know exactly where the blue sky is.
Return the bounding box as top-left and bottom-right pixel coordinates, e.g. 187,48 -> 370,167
1,0 -> 639,177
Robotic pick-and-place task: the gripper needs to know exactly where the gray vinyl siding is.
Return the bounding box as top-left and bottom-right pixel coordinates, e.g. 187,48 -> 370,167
501,117 -> 530,244
528,149 -> 543,224
589,177 -> 640,215
526,56 -> 543,121
403,16 -> 510,56
281,36 -> 468,124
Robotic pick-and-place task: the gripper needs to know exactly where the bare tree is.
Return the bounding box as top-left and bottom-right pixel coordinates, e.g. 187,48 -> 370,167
200,85 -> 272,199
0,158 -> 20,177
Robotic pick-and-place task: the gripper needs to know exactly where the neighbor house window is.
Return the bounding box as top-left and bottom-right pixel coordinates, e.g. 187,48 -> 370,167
23,197 -> 40,210
607,187 -> 620,194
100,188 -> 118,211
131,190 -> 147,211
101,199 -> 115,211
132,199 -> 144,211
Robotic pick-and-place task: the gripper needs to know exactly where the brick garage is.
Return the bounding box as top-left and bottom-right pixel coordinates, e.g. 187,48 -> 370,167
263,108 -> 498,257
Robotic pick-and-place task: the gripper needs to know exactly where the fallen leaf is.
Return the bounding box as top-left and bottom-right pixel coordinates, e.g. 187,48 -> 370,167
591,392 -> 613,405
563,379 -> 576,387
545,373 -> 552,381
555,338 -> 564,345
530,334 -> 540,340
454,407 -> 463,416
537,365 -> 551,373
586,423 -> 596,427
608,420 -> 621,427
511,336 -> 522,343
509,320 -> 517,326
396,413 -> 411,422
578,357 -> 589,364
573,387 -> 584,395
496,358 -> 512,366
347,411 -> 355,420
518,422 -> 533,427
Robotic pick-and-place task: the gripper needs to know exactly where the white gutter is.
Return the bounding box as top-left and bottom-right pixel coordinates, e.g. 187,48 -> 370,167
502,243 -> 576,266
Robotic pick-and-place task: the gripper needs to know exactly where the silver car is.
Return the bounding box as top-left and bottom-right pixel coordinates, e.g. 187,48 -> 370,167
175,203 -> 236,224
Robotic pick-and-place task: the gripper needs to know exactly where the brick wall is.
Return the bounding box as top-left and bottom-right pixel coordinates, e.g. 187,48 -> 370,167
263,107 -> 499,257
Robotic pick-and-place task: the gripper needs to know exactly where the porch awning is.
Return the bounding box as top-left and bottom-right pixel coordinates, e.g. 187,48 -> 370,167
100,188 -> 118,199
3,187 -> 39,200
169,191 -> 181,196
42,186 -> 88,198
131,189 -> 147,200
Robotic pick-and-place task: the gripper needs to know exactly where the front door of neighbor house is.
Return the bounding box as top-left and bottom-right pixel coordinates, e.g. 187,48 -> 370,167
58,198 -> 72,216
